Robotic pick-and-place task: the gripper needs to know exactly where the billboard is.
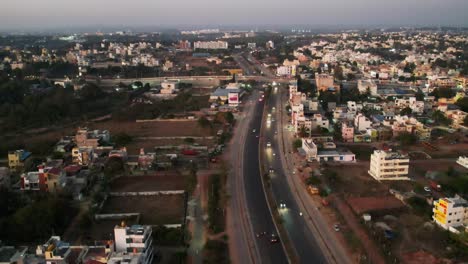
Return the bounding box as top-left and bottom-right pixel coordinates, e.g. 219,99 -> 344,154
228,92 -> 239,105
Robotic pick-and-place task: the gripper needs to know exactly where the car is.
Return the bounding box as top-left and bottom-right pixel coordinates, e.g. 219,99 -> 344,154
270,234 -> 279,244
279,203 -> 286,208
252,129 -> 256,133
424,186 -> 431,192
269,168 -> 274,173
267,142 -> 272,147
334,224 -> 340,232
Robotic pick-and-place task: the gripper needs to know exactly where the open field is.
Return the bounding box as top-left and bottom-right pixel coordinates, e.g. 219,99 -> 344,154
90,120 -> 212,138
111,174 -> 186,192
101,195 -> 185,225
88,216 -> 139,241
125,138 -> 215,154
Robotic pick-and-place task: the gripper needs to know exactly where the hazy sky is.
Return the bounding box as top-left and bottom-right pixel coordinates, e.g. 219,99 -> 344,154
1,0 -> 467,30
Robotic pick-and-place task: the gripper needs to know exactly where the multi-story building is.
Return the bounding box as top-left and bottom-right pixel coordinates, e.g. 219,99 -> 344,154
354,113 -> 372,132
433,196 -> 468,233
8,149 -> 31,171
193,41 -> 228,50
357,79 -> 378,96
368,150 -> 410,180
446,110 -> 467,129
114,224 -> 153,264
276,65 -> 296,77
315,73 -> 337,92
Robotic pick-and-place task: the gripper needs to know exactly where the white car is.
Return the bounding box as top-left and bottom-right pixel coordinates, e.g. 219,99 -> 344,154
424,186 -> 431,192
334,224 -> 340,232
267,142 -> 272,147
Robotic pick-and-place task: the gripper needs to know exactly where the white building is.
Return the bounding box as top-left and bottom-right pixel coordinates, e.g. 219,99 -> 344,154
193,41 -> 228,50
114,224 -> 153,264
433,196 -> 468,233
368,150 -> 410,181
160,80 -> 179,94
302,138 -> 355,162
266,40 -> 274,49
277,65 -> 296,77
354,113 -> 372,132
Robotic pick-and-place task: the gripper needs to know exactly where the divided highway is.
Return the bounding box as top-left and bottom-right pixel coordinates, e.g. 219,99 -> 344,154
261,87 -> 327,263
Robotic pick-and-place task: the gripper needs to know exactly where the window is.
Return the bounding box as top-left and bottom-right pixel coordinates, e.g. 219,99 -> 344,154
449,213 -> 452,215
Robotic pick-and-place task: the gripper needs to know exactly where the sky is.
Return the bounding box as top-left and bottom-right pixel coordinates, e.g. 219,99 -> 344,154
1,0 -> 467,31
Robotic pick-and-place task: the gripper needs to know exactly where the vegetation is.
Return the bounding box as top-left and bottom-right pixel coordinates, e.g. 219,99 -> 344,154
0,193 -> 77,244
207,174 -> 224,233
292,139 -> 302,150
152,226 -> 185,246
432,110 -> 452,126
203,240 -> 229,264
396,132 -> 418,146
112,132 -> 133,147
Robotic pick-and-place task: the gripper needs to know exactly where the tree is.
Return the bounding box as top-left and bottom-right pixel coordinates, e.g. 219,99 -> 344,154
104,156 -> 124,177
432,110 -> 452,126
400,107 -> 413,116
415,88 -> 425,101
225,112 -> 235,125
79,83 -> 104,100
455,97 -> 468,112
112,132 -> 133,147
293,139 -> 302,150
298,125 -> 308,138
197,116 -> 211,128
397,132 -> 418,146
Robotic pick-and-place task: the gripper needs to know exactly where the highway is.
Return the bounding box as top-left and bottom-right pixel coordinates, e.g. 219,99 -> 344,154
227,90 -> 288,264
261,87 -> 327,263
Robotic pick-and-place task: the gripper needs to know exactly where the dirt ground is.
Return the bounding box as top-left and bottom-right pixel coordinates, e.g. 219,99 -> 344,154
111,174 -> 186,192
89,120 -> 212,138
125,138 -> 215,154
101,195 -> 185,225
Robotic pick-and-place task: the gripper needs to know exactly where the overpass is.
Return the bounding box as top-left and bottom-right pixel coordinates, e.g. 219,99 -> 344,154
52,75 -> 293,88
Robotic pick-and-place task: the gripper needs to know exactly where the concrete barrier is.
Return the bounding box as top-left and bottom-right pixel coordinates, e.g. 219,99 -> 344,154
109,190 -> 185,196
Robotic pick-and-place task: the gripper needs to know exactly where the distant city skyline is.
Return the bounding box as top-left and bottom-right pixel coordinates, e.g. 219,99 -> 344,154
1,0 -> 467,31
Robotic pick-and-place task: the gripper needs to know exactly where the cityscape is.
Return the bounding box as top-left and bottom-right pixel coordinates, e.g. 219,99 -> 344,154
0,1 -> 467,264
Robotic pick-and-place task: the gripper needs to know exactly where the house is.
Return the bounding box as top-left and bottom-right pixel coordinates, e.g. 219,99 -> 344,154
341,122 -> 354,143
315,73 -> 339,93
433,196 -> 468,233
160,80 -> 179,95
8,149 -> 31,171
21,162 -> 65,193
302,138 -> 355,162
446,110 -> 467,129
368,150 -> 410,181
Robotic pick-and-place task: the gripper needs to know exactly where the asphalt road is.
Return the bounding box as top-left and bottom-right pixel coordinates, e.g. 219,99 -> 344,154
243,94 -> 289,264
262,88 -> 328,264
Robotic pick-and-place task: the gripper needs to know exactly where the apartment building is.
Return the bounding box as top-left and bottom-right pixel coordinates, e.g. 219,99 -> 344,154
315,73 -> 337,92
276,65 -> 296,77
368,150 -> 410,180
433,196 -> 468,233
193,41 -> 228,50
114,224 -> 154,264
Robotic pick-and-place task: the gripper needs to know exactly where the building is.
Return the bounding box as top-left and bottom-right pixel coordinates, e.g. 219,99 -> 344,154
20,164 -> 64,193
76,128 -> 110,148
160,80 -> 179,94
315,73 -> 339,93
302,138 -> 355,162
266,40 -> 274,49
354,113 -> 372,132
457,156 -> 468,169
368,150 -> 410,181
276,65 -> 296,77
0,246 -> 28,264
8,149 -> 31,171
341,122 -> 354,143
178,40 -> 191,50
446,110 -> 467,129
433,196 -> 468,233
114,224 -> 153,264
193,41 -> 228,50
